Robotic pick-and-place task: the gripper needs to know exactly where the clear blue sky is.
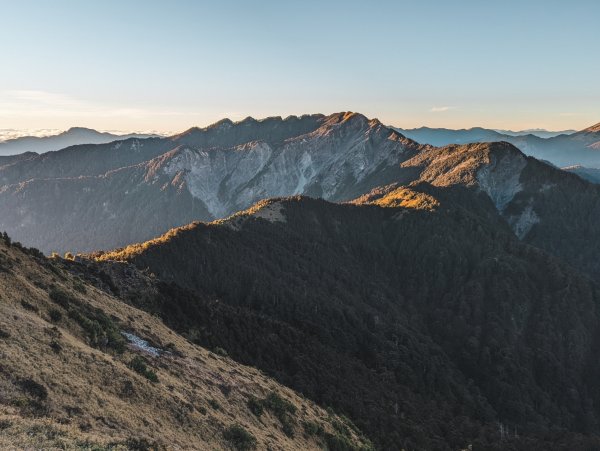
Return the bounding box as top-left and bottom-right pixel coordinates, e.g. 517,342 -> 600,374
1,0 -> 598,133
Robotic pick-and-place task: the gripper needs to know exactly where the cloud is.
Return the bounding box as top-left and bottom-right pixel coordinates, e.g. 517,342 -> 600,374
430,106 -> 456,113
0,90 -> 200,120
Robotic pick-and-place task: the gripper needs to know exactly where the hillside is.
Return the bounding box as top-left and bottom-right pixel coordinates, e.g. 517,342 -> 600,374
94,190 -> 600,450
394,141 -> 600,283
0,235 -> 371,450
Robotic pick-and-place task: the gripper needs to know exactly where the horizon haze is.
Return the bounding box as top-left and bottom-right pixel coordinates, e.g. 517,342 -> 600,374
1,0 -> 599,133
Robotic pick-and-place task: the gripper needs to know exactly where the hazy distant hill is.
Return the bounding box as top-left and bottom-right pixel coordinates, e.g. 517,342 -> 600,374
396,123 -> 600,168
494,128 -> 576,138
0,127 -> 156,156
564,165 -> 600,183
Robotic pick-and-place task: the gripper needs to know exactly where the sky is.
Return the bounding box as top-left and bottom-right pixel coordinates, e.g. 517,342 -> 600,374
1,0 -> 599,134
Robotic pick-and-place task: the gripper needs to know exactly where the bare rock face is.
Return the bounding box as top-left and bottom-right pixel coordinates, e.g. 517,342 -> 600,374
476,150 -> 527,212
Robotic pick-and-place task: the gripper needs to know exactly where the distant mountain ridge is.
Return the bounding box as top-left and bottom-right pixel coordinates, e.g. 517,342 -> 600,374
494,128 -> 577,138
2,112 -> 600,285
395,123 -> 600,168
0,127 -> 157,156
564,165 -> 600,183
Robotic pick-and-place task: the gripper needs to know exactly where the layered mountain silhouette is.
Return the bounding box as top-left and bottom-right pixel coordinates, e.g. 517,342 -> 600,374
396,123 -> 600,168
0,127 -> 156,156
564,165 -> 600,184
4,111 -> 600,449
495,128 -> 577,138
1,113 -> 600,288
86,186 -> 600,450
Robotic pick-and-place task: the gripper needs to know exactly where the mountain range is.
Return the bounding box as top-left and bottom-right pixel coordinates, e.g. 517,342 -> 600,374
494,128 -> 577,138
0,127 -> 156,156
1,112 -> 600,286
4,111 -> 600,449
395,124 -> 600,168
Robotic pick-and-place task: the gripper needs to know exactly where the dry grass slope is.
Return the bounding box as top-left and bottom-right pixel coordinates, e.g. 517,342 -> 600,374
0,238 -> 371,450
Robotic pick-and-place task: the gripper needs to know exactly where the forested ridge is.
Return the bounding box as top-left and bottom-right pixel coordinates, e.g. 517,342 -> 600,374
86,184 -> 600,450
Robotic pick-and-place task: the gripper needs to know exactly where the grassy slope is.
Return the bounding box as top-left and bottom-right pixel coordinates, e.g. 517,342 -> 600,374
0,238 -> 370,450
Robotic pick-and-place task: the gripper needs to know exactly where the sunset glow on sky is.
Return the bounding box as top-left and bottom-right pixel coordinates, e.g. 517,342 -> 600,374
1,0 -> 599,133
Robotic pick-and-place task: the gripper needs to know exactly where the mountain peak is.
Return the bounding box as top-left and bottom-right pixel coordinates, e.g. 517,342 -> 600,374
64,126 -> 99,133
209,118 -> 234,130
327,111 -> 368,124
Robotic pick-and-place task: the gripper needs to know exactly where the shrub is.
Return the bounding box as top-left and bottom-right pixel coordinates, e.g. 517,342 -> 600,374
208,398 -> 220,410
129,356 -> 159,383
68,306 -> 125,353
0,327 -> 10,339
223,424 -> 257,451
125,437 -> 162,451
322,432 -> 364,451
19,378 -> 48,400
50,340 -> 62,354
264,392 -> 296,417
48,287 -> 74,308
243,392 -> 298,435
73,279 -> 87,293
49,308 -> 62,322
331,418 -> 351,438
303,420 -> 324,436
25,247 -> 44,259
219,383 -> 232,397
247,396 -> 264,417
214,346 -> 228,357
20,300 -> 38,312
121,380 -> 135,398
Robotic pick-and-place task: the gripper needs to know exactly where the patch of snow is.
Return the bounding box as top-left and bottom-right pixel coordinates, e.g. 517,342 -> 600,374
122,332 -> 163,357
